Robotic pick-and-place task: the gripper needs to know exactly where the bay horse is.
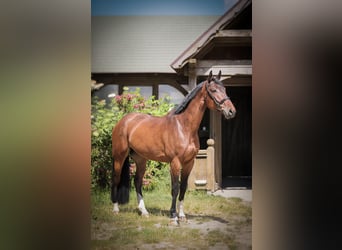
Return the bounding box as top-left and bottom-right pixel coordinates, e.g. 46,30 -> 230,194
111,70 -> 236,222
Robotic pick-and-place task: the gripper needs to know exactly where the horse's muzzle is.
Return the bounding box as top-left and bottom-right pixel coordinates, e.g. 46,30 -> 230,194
222,107 -> 236,119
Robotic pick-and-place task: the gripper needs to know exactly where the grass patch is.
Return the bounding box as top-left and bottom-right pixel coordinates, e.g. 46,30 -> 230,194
207,229 -> 236,248
91,187 -> 251,249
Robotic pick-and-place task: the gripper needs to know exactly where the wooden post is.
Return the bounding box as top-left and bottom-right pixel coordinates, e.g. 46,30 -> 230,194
188,139 -> 216,192
206,139 -> 215,192
188,58 -> 197,90
210,110 -> 222,189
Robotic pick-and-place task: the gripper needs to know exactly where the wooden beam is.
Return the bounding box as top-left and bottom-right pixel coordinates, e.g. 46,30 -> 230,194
195,60 -> 252,76
196,67 -> 252,76
222,75 -> 252,86
188,58 -> 197,90
198,60 -> 252,67
215,30 -> 252,38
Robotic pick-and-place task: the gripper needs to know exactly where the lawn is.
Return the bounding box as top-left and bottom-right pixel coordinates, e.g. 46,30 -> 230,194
91,188 -> 252,249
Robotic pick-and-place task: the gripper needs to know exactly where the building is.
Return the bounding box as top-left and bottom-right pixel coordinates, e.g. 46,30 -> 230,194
92,0 -> 252,189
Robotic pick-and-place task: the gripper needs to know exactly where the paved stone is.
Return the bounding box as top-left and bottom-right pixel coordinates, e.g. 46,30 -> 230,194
209,189 -> 252,202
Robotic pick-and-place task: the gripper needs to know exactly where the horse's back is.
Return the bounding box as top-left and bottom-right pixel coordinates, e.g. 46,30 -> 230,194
112,113 -> 146,155
112,112 -> 165,142
112,112 -> 174,161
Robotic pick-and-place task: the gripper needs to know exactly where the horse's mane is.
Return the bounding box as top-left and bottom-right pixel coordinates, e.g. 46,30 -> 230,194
172,82 -> 205,115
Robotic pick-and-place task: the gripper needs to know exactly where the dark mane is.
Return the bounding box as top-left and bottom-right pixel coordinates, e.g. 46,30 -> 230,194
173,82 -> 205,115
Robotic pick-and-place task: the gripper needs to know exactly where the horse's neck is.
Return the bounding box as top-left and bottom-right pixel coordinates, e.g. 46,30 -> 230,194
177,87 -> 207,134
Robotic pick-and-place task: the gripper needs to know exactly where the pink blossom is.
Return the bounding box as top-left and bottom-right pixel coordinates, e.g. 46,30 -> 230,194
133,102 -> 145,110
115,95 -> 122,103
126,94 -> 133,101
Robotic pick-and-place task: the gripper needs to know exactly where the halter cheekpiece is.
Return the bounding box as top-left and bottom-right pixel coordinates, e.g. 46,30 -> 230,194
205,78 -> 230,107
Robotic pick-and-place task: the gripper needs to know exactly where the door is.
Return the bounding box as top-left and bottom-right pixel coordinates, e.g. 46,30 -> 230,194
221,86 -> 252,179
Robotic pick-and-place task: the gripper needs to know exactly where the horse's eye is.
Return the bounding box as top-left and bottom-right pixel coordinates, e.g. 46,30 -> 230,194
210,89 -> 217,92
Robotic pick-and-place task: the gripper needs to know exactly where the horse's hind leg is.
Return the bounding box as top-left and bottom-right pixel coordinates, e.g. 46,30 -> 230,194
111,156 -> 129,214
131,153 -> 149,216
111,157 -> 123,213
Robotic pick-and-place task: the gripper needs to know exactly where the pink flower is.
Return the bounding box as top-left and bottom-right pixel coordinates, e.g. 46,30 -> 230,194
133,103 -> 145,110
129,164 -> 136,176
143,179 -> 150,186
126,94 -> 133,101
115,95 -> 122,103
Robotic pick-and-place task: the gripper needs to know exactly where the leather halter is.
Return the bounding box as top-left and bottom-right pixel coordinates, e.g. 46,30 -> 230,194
205,79 -> 230,108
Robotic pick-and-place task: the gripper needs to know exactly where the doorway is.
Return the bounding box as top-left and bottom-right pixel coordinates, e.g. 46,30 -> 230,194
221,86 -> 252,188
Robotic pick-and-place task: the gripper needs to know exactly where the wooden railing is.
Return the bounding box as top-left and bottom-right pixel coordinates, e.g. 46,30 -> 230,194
188,139 -> 216,192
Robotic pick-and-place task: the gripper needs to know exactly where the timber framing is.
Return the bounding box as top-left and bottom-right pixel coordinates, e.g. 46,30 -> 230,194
91,73 -> 189,97
170,0 -> 252,75
185,59 -> 252,77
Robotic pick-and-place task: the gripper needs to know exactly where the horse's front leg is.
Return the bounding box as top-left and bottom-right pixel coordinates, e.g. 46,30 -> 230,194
170,158 -> 181,224
178,159 -> 194,221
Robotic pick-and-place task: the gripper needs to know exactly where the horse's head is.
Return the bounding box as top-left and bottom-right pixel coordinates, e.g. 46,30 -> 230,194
205,70 -> 236,119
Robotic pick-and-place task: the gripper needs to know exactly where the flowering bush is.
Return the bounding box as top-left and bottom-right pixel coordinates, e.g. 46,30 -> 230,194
91,87 -> 174,190
128,160 -> 170,191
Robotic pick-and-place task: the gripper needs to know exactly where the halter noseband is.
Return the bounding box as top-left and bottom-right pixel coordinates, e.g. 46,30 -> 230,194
205,79 -> 230,108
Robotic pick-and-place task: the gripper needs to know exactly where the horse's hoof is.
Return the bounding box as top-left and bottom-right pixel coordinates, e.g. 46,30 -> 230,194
113,210 -> 119,215
179,216 -> 187,222
138,207 -> 149,217
141,212 -> 149,218
113,203 -> 119,214
168,217 -> 179,226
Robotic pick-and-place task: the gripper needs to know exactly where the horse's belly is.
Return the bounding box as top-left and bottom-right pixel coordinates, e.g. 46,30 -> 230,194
129,141 -> 170,162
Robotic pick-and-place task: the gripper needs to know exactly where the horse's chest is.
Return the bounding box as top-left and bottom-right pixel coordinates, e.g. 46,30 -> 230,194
185,143 -> 198,156
179,140 -> 199,162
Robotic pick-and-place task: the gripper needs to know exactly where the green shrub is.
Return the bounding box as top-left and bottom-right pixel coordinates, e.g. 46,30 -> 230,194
91,87 -> 174,190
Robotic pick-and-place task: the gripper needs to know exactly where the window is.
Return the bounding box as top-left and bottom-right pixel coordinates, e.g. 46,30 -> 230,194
92,83 -> 185,105
92,84 -> 118,104
123,86 -> 152,100
158,84 -> 184,105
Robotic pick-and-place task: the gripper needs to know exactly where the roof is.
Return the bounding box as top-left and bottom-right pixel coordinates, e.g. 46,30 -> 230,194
92,16 -> 219,73
170,0 -> 252,72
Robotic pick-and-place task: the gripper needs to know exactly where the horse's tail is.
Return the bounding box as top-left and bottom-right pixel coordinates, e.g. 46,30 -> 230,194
116,157 -> 130,204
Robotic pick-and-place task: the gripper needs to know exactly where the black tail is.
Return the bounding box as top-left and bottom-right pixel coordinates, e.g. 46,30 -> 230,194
114,157 -> 130,204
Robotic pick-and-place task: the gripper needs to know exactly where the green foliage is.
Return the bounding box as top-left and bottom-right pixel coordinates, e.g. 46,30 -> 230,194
91,87 -> 174,190
130,160 -> 170,192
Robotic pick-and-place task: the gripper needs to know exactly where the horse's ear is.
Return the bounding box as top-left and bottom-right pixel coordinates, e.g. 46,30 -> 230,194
217,70 -> 222,80
208,71 -> 213,81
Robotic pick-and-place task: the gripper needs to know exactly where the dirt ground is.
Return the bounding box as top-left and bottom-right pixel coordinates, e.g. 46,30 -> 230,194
91,188 -> 252,249
92,200 -> 252,249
